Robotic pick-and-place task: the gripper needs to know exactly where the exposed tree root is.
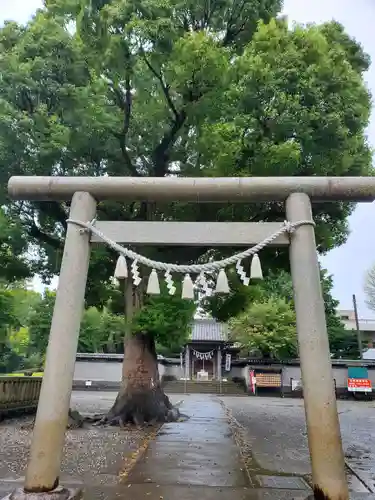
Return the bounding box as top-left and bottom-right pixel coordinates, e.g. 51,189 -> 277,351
20,408 -> 85,430
93,386 -> 181,427
18,397 -> 187,431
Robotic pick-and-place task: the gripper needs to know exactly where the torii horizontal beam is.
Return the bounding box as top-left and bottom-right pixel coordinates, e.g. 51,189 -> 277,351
8,176 -> 375,202
90,221 -> 290,246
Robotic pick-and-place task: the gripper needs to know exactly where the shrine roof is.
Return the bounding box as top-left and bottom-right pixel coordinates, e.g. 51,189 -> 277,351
190,319 -> 228,342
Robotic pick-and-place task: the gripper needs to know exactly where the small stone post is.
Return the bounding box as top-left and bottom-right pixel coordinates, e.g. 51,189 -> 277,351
286,192 -> 348,500
10,192 -> 96,500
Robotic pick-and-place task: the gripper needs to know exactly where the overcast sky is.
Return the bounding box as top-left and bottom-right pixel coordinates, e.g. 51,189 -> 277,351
1,0 -> 375,318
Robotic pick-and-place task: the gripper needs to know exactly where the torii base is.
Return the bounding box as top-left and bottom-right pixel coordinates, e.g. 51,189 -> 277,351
2,487 -> 82,500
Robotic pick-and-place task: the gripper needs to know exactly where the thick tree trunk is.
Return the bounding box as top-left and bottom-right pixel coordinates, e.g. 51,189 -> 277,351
99,277 -> 179,426
104,331 -> 177,425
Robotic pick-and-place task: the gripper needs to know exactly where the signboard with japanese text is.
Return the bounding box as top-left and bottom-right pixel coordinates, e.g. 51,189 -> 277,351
347,378 -> 372,392
347,366 -> 372,393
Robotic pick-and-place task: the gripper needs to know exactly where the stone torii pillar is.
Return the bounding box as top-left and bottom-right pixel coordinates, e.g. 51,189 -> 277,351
286,193 -> 347,500
5,192 -> 96,500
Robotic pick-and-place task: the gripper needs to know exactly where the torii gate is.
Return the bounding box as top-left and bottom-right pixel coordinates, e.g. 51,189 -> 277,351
5,176 -> 375,500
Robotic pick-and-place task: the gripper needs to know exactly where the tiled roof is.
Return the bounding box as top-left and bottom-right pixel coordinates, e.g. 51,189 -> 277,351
190,319 -> 228,342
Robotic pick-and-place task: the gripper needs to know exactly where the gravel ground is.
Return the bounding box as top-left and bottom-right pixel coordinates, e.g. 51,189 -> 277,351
220,396 -> 375,493
0,391 -> 183,486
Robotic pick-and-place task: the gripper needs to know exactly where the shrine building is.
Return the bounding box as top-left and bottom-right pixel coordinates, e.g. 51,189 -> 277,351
182,318 -> 240,381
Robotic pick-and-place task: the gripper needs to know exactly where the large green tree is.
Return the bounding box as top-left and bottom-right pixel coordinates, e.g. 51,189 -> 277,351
25,286 -> 194,356
208,268 -> 360,359
0,209 -> 30,283
0,288 -> 20,373
0,0 -> 371,422
0,208 -> 32,373
229,296 -> 298,359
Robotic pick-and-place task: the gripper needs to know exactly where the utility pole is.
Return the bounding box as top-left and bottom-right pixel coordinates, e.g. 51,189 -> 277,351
352,294 -> 363,359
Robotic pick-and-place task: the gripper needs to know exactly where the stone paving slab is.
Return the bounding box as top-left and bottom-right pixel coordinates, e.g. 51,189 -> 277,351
127,397 -> 249,488
255,476 -> 310,490
157,421 -> 234,443
129,440 -> 248,486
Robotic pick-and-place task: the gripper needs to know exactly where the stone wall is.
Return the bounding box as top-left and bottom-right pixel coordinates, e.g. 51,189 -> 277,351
72,354 -> 375,396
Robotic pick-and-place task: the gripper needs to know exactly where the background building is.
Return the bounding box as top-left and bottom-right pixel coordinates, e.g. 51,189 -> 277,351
338,309 -> 375,359
338,309 -> 375,345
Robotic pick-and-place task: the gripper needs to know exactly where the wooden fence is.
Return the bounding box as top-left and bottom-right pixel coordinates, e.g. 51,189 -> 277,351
0,377 -> 42,417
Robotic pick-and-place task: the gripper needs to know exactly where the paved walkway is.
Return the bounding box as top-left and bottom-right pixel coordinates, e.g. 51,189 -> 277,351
1,394 -> 375,499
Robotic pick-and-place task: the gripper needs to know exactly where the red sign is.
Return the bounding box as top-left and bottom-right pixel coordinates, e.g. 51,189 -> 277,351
347,378 -> 372,392
249,370 -> 256,394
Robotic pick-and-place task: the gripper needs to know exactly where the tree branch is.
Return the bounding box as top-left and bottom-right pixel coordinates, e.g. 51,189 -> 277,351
142,52 -> 179,121
116,74 -> 137,175
103,73 -> 138,176
223,0 -> 247,46
152,110 -> 187,177
28,224 -> 63,250
34,201 -> 68,231
140,52 -> 189,176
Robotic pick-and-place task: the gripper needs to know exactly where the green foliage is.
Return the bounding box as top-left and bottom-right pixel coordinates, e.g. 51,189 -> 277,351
7,287 -> 42,328
263,269 -> 360,358
210,268 -> 359,359
8,327 -> 30,357
0,1 -> 372,309
26,291 -> 125,354
27,291 -> 56,355
202,268 -> 264,323
0,287 -> 27,373
132,286 -> 195,351
0,209 -> 30,283
229,297 -> 298,359
0,2 -> 372,358
2,282 -> 193,360
23,352 -> 44,370
0,344 -> 22,373
79,306 -> 126,353
327,326 -> 360,360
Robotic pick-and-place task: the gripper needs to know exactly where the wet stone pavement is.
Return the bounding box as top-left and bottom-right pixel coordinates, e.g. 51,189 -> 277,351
220,395 -> 375,499
1,393 -> 375,499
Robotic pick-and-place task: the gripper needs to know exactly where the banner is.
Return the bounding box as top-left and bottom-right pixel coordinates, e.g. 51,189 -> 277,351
249,369 -> 256,394
225,353 -> 231,371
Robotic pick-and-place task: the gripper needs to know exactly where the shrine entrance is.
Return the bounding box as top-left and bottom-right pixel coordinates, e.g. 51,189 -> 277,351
193,358 -> 214,380
7,174 -> 375,500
